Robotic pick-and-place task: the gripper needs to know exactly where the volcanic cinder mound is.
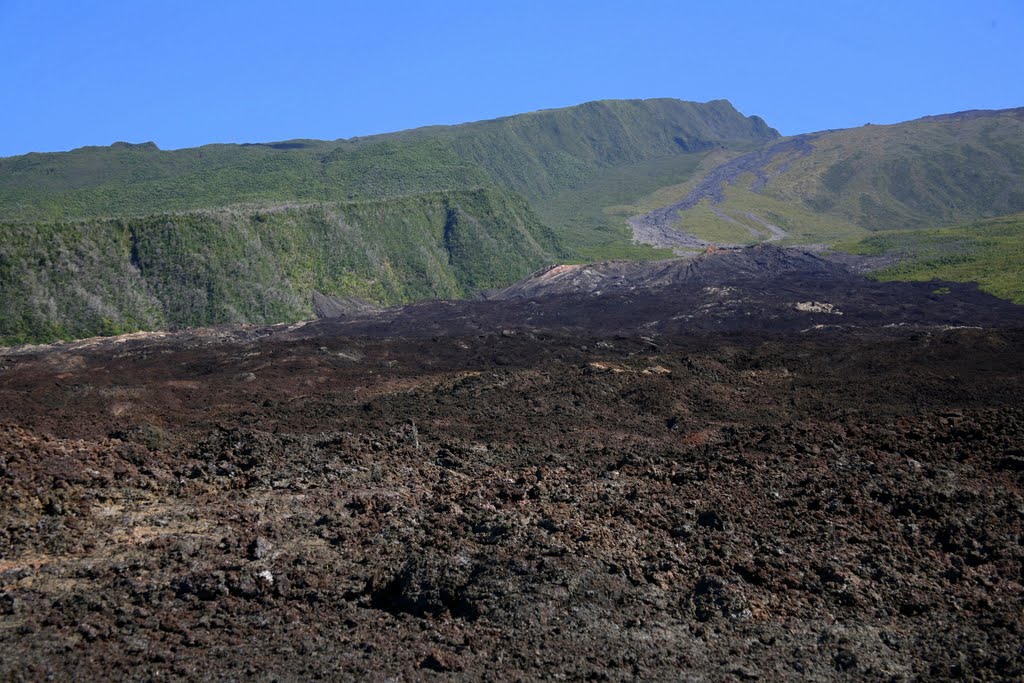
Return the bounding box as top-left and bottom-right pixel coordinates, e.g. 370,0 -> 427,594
1,247 -> 1023,680
312,245 -> 1024,337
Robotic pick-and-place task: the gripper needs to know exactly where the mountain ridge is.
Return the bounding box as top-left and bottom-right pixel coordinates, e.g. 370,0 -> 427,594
0,98 -> 777,222
3,99 -> 1024,345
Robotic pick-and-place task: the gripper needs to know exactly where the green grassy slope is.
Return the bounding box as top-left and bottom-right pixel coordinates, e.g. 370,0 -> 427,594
0,139 -> 489,222
800,111 -> 1024,230
435,98 -> 776,201
839,212 -> 1024,304
0,99 -> 777,223
0,188 -> 559,345
675,185 -> 871,247
671,108 -> 1024,246
535,154 -> 708,261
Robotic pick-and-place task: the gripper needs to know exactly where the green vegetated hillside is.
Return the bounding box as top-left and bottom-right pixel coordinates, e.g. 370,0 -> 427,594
672,108 -> 1024,245
424,98 -> 777,202
0,98 -> 778,344
536,153 -> 710,261
0,98 -> 776,222
839,212 -> 1024,304
800,110 -> 1024,230
0,188 -> 559,345
7,99 -> 1023,346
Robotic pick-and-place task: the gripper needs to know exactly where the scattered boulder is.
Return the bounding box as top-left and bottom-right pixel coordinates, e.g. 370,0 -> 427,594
249,537 -> 273,560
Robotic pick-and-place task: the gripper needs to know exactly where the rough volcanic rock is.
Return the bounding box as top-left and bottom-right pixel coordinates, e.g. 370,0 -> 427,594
1,247 -> 1023,680
312,292 -> 381,319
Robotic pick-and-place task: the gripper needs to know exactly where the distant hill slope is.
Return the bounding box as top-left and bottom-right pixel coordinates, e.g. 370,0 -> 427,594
0,98 -> 779,344
0,99 -> 777,222
839,211 -> 1024,304
488,244 -> 848,300
0,188 -> 559,345
11,99 -> 1024,346
635,108 -> 1024,249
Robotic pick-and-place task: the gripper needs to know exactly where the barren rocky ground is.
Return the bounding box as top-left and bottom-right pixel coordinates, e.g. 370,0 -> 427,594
2,248 -> 1023,680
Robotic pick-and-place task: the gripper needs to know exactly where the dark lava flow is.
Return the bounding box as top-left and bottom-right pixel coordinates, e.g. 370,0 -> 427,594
1,247 -> 1022,680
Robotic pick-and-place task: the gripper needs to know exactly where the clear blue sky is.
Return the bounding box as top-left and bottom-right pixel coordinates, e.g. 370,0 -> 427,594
2,0 -> 1021,157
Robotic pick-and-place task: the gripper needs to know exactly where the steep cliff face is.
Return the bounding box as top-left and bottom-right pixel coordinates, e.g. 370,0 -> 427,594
0,188 -> 559,345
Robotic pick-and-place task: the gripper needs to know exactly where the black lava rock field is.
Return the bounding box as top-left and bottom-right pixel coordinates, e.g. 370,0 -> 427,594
2,247 -> 1023,680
